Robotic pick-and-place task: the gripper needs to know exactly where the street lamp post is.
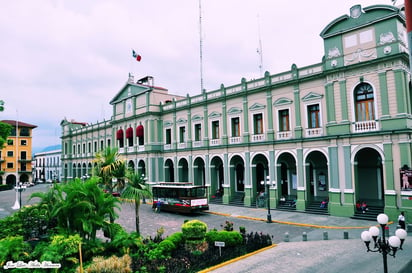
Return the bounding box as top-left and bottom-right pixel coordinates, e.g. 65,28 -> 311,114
361,213 -> 407,273
12,182 -> 26,210
260,175 -> 272,223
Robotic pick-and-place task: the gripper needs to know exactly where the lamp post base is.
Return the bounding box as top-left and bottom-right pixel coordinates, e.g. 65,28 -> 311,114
267,214 -> 272,223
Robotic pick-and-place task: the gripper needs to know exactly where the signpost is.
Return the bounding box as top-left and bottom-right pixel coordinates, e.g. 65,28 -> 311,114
214,241 -> 225,256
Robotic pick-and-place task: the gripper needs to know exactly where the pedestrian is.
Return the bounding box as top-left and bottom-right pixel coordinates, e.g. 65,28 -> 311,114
398,211 -> 406,230
361,201 -> 368,213
156,200 -> 162,213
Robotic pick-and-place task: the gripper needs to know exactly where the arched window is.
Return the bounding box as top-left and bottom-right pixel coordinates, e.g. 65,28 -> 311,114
116,129 -> 124,148
136,124 -> 144,146
126,127 -> 133,147
355,83 -> 375,121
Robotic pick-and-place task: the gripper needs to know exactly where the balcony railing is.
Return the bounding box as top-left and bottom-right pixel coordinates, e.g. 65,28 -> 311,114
251,134 -> 265,142
277,131 -> 292,140
164,144 -> 171,150
305,128 -> 323,137
353,120 -> 379,133
229,137 -> 241,144
178,143 -> 186,149
210,139 -> 221,146
193,141 -> 203,147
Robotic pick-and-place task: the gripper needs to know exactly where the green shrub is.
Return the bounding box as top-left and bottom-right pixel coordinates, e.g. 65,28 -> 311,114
166,232 -> 183,245
181,220 -> 207,241
0,215 -> 23,240
0,236 -> 31,266
158,239 -> 175,255
0,184 -> 13,191
205,230 -> 243,247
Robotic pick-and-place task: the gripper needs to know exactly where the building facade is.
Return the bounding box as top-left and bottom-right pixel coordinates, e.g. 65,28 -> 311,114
33,144 -> 62,183
61,4 -> 412,219
0,120 -> 37,185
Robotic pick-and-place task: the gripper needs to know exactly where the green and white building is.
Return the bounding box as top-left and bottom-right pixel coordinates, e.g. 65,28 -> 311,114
61,4 -> 412,219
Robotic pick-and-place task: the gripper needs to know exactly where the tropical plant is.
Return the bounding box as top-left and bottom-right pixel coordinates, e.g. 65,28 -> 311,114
93,146 -> 125,194
30,177 -> 120,240
122,171 -> 152,234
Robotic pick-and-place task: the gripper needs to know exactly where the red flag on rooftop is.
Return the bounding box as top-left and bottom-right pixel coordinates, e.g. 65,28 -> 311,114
132,49 -> 142,62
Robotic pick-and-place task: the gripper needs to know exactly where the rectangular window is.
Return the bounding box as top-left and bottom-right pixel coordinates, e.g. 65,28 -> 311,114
88,142 -> 91,153
100,140 -> 104,150
7,139 -> 13,145
308,104 -> 320,128
7,151 -> 13,157
21,151 -> 27,160
253,113 -> 263,134
7,162 -> 13,169
279,109 -> 290,131
166,129 -> 172,144
179,126 -> 186,143
20,128 -> 29,137
20,140 -> 27,146
194,124 -> 201,141
231,117 -> 240,137
212,121 -> 220,139
94,141 -> 97,152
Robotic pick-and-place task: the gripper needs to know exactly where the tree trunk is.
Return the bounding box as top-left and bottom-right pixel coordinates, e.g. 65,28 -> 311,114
135,198 -> 140,235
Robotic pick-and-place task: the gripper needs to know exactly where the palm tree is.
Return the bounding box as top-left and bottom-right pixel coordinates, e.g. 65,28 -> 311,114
122,171 -> 152,234
93,146 -> 125,194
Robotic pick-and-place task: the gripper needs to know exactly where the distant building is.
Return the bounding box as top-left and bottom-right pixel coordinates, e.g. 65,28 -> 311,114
33,144 -> 62,182
0,120 -> 37,185
61,5 -> 412,219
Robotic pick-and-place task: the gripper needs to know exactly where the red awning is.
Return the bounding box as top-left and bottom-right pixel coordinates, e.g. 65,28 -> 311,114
136,125 -> 144,137
126,127 -> 133,138
116,129 -> 124,140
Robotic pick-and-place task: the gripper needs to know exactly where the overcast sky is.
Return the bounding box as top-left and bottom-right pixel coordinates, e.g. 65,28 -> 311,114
0,0 -> 398,153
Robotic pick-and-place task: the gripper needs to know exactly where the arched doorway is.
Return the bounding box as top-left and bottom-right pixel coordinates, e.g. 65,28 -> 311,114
137,160 -> 146,177
276,152 -> 297,200
6,174 -> 16,186
210,156 -> 224,196
193,157 -> 206,186
305,151 -> 328,202
164,159 -> 174,182
354,147 -> 384,206
178,158 -> 189,182
128,160 -> 135,171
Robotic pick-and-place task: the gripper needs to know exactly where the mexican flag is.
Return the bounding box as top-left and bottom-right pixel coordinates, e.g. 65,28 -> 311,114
132,49 -> 142,62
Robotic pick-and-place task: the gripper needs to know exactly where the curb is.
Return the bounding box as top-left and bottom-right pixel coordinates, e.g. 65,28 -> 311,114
198,244 -> 278,273
206,211 -> 374,230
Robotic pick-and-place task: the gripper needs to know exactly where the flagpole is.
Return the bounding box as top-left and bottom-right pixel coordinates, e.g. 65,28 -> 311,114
199,0 -> 204,93
12,113 -> 20,210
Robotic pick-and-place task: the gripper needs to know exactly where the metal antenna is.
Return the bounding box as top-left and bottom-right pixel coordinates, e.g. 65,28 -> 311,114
199,0 -> 204,93
257,14 -> 264,77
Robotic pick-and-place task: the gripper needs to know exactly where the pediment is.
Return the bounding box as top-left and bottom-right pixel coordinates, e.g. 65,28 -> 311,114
192,115 -> 203,121
227,107 -> 242,115
273,97 -> 293,107
302,92 -> 323,102
176,118 -> 187,125
249,103 -> 266,111
208,111 -> 222,119
163,120 -> 173,127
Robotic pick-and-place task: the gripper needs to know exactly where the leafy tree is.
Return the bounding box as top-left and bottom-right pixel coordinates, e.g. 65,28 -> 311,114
122,171 -> 152,235
0,121 -> 12,150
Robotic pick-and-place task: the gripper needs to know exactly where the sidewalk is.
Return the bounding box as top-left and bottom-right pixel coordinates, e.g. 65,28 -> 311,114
202,204 -> 412,273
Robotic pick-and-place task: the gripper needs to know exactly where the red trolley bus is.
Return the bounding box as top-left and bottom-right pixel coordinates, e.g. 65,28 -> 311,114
152,182 -> 209,213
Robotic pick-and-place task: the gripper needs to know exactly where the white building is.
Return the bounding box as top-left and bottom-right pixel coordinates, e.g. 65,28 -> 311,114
33,144 -> 62,182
